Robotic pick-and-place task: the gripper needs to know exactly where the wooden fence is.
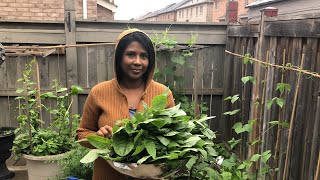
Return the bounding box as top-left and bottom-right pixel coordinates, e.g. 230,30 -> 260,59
0,19 -> 227,133
225,13 -> 320,180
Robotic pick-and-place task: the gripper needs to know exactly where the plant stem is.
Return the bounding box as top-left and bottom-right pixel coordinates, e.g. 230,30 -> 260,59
24,82 -> 33,153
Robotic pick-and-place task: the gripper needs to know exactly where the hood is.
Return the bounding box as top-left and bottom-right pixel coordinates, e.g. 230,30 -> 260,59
113,28 -> 155,91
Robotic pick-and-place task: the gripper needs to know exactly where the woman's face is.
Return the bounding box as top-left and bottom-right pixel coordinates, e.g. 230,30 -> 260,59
121,41 -> 149,81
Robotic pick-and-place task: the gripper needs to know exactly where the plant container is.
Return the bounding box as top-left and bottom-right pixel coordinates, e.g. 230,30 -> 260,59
0,127 -> 16,180
23,153 -> 66,180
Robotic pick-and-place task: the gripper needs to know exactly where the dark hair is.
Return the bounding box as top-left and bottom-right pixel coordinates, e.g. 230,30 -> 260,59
115,31 -> 155,82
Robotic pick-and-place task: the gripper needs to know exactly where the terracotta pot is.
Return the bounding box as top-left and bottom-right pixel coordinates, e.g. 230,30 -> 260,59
0,127 -> 16,180
24,153 -> 66,180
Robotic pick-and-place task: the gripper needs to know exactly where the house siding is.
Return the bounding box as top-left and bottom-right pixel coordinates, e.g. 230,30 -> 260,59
248,0 -> 320,19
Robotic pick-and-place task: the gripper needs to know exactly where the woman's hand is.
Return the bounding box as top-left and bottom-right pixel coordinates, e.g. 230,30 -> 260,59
97,125 -> 113,137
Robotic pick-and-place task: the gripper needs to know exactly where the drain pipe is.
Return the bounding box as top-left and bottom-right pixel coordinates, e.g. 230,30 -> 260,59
83,0 -> 87,19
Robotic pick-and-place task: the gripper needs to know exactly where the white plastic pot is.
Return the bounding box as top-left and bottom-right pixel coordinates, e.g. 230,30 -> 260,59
23,153 -> 66,180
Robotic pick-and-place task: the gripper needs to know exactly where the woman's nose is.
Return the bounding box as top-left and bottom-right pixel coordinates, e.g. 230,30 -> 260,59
133,56 -> 142,64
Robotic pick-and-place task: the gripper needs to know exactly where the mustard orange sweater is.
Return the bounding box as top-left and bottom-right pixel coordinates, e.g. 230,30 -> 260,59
76,78 -> 175,180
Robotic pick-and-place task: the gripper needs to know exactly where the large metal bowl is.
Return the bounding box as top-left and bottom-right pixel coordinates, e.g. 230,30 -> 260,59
107,160 -> 186,179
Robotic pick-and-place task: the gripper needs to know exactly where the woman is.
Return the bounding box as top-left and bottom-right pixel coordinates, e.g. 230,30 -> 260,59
76,29 -> 175,179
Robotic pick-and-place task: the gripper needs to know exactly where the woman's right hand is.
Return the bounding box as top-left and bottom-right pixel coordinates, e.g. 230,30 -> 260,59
97,125 -> 113,137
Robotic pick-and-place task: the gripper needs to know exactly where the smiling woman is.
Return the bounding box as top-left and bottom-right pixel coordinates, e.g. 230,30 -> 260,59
76,29 -> 175,179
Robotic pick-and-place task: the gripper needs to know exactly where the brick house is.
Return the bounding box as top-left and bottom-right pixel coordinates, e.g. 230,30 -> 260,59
0,0 -> 116,21
176,0 -> 213,22
137,0 -> 191,22
212,0 -> 256,22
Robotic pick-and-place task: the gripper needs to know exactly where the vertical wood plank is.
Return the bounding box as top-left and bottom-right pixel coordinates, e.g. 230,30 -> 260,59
106,46 -> 115,80
77,47 -> 88,88
88,46 -> 98,87
96,45 -> 108,83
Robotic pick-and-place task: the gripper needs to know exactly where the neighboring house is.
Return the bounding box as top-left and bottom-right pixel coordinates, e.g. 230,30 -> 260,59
139,0 -> 191,22
247,0 -> 320,19
211,0 -> 255,22
176,0 -> 213,22
0,0 -> 116,21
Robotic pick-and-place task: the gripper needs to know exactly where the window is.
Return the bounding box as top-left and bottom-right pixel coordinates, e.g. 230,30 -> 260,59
179,11 -> 181,18
199,5 -> 203,15
196,7 -> 198,16
190,8 -> 192,17
182,10 -> 184,18
186,9 -> 189,17
168,15 -> 170,19
214,0 -> 220,10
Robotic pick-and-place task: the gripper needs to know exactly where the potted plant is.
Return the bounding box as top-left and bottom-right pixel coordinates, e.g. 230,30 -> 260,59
0,127 -> 16,179
12,60 -> 83,180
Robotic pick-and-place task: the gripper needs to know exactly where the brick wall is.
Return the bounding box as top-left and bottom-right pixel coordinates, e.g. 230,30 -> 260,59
97,4 -> 113,20
212,0 -> 227,22
238,0 -> 255,17
0,0 -> 64,21
212,0 -> 255,22
76,0 -> 97,20
157,12 -> 175,22
0,0 -> 114,21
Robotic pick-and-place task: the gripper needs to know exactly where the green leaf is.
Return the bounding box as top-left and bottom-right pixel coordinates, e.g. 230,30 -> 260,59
267,99 -> 274,110
221,172 -> 232,180
132,145 -> 145,156
250,139 -> 261,146
112,133 -> 134,156
80,149 -> 99,163
276,98 -> 284,108
244,53 -> 253,64
261,150 -> 272,163
228,138 -> 241,149
183,136 -> 201,147
171,56 -> 185,65
250,154 -> 261,162
206,146 -> 218,157
137,155 -> 151,164
157,136 -> 171,146
164,131 -> 180,136
70,85 -> 84,95
276,83 -> 285,94
201,128 -> 216,139
144,140 -> 156,159
151,94 -> 167,111
204,167 -> 222,180
87,135 -> 111,149
223,109 -> 241,116
224,94 -> 239,104
186,156 -> 197,170
241,76 -> 250,84
232,122 -> 244,134
15,88 -> 24,94
134,130 -> 144,144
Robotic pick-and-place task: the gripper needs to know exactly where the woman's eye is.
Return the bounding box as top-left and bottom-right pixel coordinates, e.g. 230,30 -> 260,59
126,52 -> 135,58
141,53 -> 148,59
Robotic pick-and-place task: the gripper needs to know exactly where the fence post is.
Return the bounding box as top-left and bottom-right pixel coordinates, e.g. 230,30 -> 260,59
64,0 -> 78,114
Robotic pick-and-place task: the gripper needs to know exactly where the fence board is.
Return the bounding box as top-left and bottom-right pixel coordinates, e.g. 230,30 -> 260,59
96,45 -> 108,83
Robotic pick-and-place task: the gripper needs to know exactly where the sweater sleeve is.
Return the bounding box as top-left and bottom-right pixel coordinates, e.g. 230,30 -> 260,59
166,89 -> 175,108
76,88 -> 100,148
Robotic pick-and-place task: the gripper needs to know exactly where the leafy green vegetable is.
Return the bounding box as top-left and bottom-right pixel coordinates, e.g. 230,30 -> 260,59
81,91 -> 216,168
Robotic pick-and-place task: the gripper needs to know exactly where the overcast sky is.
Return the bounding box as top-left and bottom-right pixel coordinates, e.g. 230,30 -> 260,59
114,0 -> 182,20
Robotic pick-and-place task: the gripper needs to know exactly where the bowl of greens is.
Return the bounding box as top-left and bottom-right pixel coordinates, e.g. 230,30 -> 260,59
106,160 -> 185,179
80,91 -> 216,179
